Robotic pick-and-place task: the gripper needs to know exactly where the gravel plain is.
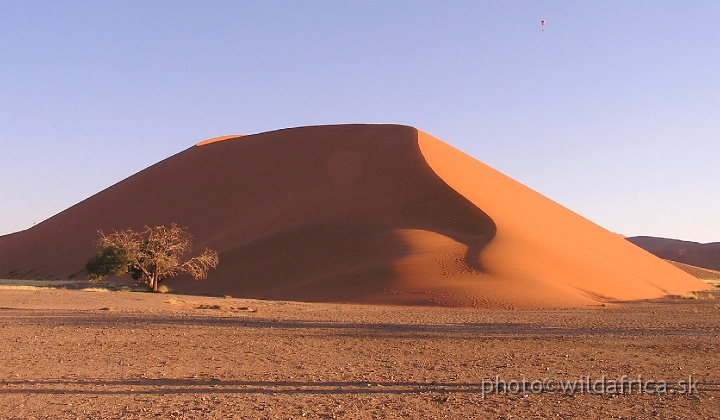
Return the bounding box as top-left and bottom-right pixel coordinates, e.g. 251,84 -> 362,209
0,286 -> 718,419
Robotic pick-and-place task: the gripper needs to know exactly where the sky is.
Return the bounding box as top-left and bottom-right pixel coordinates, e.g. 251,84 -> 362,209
1,1 -> 718,243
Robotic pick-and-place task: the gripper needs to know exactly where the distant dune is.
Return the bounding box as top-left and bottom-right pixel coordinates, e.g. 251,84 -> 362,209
0,125 -> 709,308
664,261 -> 720,285
627,236 -> 720,271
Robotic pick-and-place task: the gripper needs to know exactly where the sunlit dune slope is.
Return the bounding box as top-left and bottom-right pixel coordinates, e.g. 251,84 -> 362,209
0,124 -> 709,307
417,131 -> 711,307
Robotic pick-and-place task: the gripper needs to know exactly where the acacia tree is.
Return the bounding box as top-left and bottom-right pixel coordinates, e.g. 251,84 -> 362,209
85,223 -> 219,292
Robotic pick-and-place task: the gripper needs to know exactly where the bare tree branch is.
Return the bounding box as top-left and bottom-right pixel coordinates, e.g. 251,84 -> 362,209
86,223 -> 219,292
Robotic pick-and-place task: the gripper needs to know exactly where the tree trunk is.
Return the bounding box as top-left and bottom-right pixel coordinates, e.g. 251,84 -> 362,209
151,264 -> 160,292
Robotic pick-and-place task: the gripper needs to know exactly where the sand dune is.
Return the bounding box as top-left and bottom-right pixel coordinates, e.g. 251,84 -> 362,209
627,236 -> 720,271
0,124 -> 709,307
665,261 -> 720,286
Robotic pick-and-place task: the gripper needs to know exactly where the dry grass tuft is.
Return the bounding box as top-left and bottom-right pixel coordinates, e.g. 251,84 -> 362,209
81,287 -> 111,293
680,292 -> 716,300
0,285 -> 45,291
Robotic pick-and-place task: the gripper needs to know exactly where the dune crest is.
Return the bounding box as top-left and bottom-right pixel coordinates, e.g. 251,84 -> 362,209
0,124 -> 709,308
195,135 -> 244,147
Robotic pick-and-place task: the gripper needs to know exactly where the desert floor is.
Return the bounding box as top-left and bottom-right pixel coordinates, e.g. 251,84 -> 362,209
0,284 -> 718,419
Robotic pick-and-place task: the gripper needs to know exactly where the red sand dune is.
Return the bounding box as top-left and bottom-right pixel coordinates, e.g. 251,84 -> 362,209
194,134 -> 244,147
0,125 -> 710,308
627,236 -> 720,272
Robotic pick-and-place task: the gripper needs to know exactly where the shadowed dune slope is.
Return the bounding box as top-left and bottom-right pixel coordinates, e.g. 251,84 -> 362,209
0,125 -> 709,308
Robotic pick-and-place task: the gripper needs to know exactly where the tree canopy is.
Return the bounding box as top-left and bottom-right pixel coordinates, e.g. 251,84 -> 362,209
85,223 -> 219,292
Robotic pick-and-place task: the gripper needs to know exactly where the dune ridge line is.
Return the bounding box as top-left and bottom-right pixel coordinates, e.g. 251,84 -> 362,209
0,124 -> 709,308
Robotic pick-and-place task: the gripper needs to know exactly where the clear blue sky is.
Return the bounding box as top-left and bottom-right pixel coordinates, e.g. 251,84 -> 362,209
2,1 -> 718,242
